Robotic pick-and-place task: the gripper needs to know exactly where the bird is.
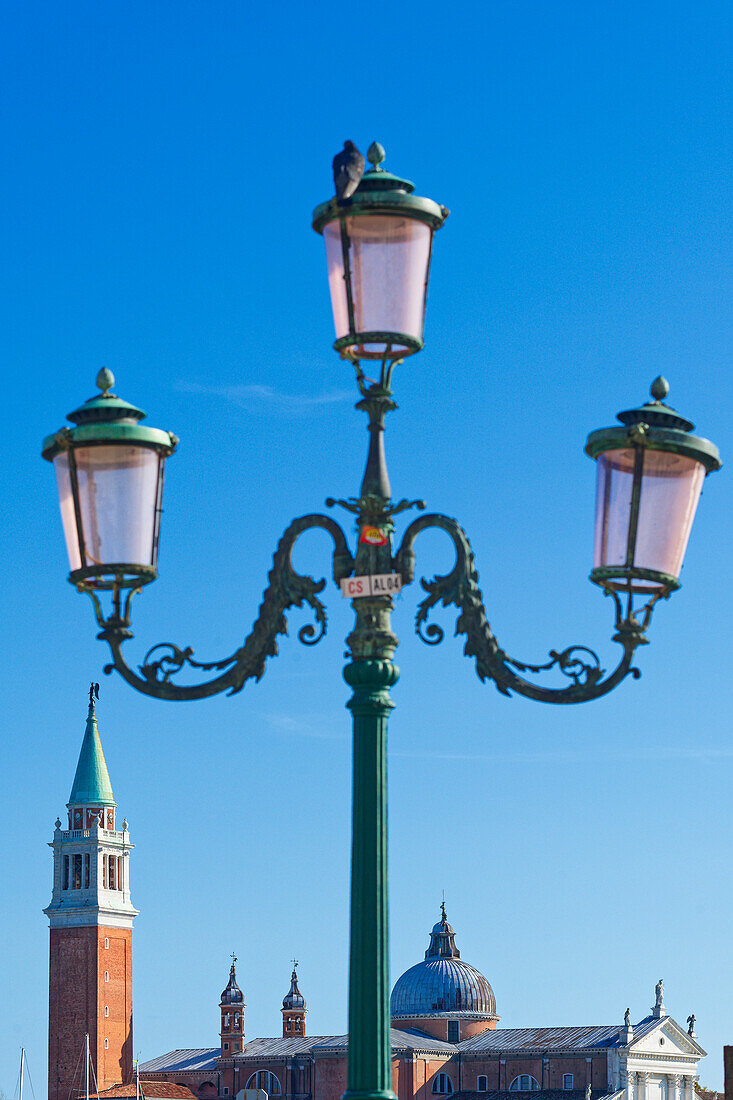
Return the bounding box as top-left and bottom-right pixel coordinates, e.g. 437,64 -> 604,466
333,141 -> 365,201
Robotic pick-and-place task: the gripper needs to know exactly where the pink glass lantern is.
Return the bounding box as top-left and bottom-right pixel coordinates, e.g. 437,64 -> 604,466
586,378 -> 720,595
313,143 -> 448,361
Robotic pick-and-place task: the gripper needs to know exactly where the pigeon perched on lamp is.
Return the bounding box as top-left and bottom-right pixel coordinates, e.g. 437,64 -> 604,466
333,140 -> 365,201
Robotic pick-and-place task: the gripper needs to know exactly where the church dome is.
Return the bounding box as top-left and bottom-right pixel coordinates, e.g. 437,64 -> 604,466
390,907 -> 497,1019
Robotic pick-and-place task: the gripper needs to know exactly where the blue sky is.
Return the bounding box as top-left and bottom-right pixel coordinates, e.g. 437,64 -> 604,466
2,0 -> 731,1095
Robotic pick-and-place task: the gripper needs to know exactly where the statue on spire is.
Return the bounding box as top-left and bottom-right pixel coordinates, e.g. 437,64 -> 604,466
89,682 -> 100,705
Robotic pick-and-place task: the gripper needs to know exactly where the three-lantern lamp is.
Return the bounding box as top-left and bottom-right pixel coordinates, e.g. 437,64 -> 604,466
312,142 -> 449,361
41,368 -> 177,591
586,376 -> 721,598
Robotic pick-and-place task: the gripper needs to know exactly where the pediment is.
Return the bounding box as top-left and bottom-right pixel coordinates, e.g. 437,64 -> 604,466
630,1018 -> 705,1058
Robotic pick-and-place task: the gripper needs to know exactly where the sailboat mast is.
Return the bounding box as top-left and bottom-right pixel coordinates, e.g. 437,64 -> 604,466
19,1047 -> 25,1100
85,1033 -> 90,1100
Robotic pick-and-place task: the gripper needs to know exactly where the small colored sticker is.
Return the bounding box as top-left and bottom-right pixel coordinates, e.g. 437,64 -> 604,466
360,525 -> 389,546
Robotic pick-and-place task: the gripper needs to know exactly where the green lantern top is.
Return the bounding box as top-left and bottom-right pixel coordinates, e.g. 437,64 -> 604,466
585,376 -> 721,473
68,695 -> 116,808
42,369 -> 177,462
312,142 -> 449,234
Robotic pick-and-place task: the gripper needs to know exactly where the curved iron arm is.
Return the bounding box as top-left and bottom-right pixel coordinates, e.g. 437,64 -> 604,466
394,513 -> 663,704
87,514 -> 353,701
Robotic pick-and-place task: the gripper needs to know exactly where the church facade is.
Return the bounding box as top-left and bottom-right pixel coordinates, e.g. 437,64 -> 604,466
46,698 -> 706,1100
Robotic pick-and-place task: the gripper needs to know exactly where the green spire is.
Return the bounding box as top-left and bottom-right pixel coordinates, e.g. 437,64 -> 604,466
68,687 -> 116,807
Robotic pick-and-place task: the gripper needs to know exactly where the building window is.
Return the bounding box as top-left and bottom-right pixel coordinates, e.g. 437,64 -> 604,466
294,1018 -> 301,1032
246,1072 -> 281,1095
104,1039 -> 108,1050
510,1077 -> 540,1092
117,856 -> 123,890
447,1020 -> 460,1043
432,1074 -> 453,1095
286,1018 -> 291,1032
223,1043 -> 229,1051
108,856 -> 116,891
63,856 -> 69,890
563,1076 -> 574,1090
104,937 -> 109,949
223,1090 -> 229,1096
84,853 -> 90,889
104,1006 -> 109,1018
104,971 -> 109,982
477,1078 -> 488,1093
73,854 -> 82,889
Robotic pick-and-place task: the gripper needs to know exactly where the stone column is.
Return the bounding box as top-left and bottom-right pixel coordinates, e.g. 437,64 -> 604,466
638,1070 -> 650,1100
624,1069 -> 636,1100
684,1076 -> 696,1100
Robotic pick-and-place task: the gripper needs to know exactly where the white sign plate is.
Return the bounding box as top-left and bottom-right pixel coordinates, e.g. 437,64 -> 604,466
340,573 -> 402,599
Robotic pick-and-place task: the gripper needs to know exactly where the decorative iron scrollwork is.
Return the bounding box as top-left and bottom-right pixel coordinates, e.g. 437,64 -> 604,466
88,514 -> 353,701
395,514 -> 657,704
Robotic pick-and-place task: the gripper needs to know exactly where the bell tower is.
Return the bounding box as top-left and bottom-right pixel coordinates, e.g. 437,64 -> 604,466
220,956 -> 245,1056
281,962 -> 307,1037
45,686 -> 138,1100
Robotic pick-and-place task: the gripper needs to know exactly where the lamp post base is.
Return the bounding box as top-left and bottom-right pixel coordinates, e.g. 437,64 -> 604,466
343,1091 -> 397,1100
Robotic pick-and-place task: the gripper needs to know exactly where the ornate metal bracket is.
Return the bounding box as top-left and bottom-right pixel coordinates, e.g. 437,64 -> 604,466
85,515 -> 353,701
326,495 -> 426,519
394,514 -> 665,704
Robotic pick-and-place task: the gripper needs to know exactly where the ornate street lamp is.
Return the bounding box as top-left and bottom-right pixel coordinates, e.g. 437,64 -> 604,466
43,144 -> 720,1100
586,375 -> 720,600
41,367 -> 178,596
312,141 -> 449,362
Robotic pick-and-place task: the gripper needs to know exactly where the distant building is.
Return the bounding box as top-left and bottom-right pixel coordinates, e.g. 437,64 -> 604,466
139,916 -> 706,1100
45,698 -> 707,1100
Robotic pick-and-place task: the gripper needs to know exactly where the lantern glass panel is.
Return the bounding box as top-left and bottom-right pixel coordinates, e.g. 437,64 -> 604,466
593,448 -> 705,586
324,215 -> 432,355
54,445 -> 162,572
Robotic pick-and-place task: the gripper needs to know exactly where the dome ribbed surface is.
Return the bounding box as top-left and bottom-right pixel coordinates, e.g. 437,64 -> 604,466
391,907 -> 496,1018
390,957 -> 496,1016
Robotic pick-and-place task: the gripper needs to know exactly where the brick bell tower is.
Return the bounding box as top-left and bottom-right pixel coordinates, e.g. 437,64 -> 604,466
281,962 -> 307,1037
45,686 -> 138,1100
220,956 -> 245,1056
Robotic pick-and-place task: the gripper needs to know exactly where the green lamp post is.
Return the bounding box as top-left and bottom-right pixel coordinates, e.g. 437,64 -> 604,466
43,144 -> 721,1100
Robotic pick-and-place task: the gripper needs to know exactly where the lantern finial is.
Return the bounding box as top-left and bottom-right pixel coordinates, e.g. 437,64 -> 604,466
367,142 -> 386,170
650,376 -> 669,402
96,367 -> 115,395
